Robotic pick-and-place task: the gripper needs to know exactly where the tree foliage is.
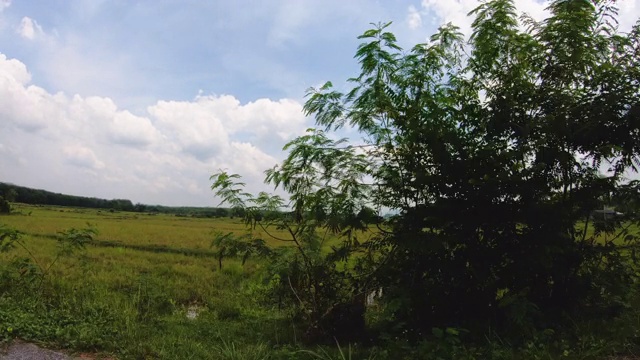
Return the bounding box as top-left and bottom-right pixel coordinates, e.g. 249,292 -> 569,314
0,183 -> 136,211
0,196 -> 10,215
211,162 -> 374,341
213,0 -> 640,341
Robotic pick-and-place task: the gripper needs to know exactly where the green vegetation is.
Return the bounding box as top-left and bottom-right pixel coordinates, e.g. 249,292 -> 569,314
0,182 -> 232,217
0,197 -> 10,215
213,0 -> 640,355
0,205 -> 276,358
0,204 -> 385,359
2,0 -> 640,358
0,182 -> 138,212
0,204 -> 639,359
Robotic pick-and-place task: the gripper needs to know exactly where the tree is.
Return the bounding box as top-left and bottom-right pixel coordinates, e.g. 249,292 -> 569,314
213,0 -> 640,341
211,148 -> 376,341
3,188 -> 17,202
0,196 -> 10,214
213,208 -> 229,218
210,231 -> 270,270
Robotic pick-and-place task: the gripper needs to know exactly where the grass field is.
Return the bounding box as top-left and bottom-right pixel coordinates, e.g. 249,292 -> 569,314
2,203 -> 640,359
0,203 -> 319,359
7,204 -> 296,249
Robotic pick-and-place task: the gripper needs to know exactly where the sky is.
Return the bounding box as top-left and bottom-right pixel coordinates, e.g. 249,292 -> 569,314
0,0 -> 639,206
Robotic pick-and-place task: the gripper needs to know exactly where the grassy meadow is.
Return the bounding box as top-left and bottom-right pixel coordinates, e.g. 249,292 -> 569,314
2,203 -> 640,359
0,203 -> 335,359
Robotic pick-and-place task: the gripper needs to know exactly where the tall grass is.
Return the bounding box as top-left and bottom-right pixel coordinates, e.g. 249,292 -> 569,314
0,204 -> 293,358
2,203 -> 640,359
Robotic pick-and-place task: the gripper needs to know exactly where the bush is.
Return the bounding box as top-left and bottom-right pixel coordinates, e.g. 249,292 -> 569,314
0,196 -> 11,214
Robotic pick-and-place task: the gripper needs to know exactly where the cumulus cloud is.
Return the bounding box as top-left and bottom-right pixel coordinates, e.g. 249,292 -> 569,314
63,145 -> 105,170
0,54 -> 58,132
0,53 -> 309,205
237,98 -> 307,139
109,111 -> 160,147
0,53 -> 30,84
148,98 -> 231,161
65,95 -> 161,148
223,142 -> 279,180
17,16 -> 44,40
148,94 -> 307,161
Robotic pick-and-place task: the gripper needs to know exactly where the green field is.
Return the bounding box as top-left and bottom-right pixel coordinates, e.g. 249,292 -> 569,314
2,203 -> 640,360
0,203 -> 332,359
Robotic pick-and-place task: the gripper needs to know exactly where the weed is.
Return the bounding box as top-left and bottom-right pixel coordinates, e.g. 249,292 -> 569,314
213,339 -> 271,360
299,340 -> 378,360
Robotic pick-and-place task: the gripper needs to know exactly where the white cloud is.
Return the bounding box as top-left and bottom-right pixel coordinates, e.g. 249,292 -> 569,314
63,145 -> 105,170
65,95 -> 161,148
0,53 -> 309,205
617,1 -> 640,33
17,16 -> 44,40
224,142 -> 280,180
148,94 -> 308,161
110,111 -> 160,147
0,54 -> 62,132
232,98 -> 307,140
148,98 -> 231,161
0,53 -> 31,84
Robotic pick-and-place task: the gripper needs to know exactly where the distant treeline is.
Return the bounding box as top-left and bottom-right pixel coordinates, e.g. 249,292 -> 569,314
0,182 -> 236,218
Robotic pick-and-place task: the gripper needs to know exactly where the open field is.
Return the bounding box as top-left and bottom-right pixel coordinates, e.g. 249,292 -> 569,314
6,203 -> 294,249
0,204 -> 304,359
2,203 -> 640,359
0,203 -> 384,359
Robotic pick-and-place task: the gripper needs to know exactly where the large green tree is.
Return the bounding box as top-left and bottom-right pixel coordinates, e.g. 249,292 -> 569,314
213,0 -> 640,340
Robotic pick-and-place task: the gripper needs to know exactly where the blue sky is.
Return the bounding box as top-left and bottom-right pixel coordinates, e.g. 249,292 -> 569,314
1,1 -> 423,108
0,0 -> 638,206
